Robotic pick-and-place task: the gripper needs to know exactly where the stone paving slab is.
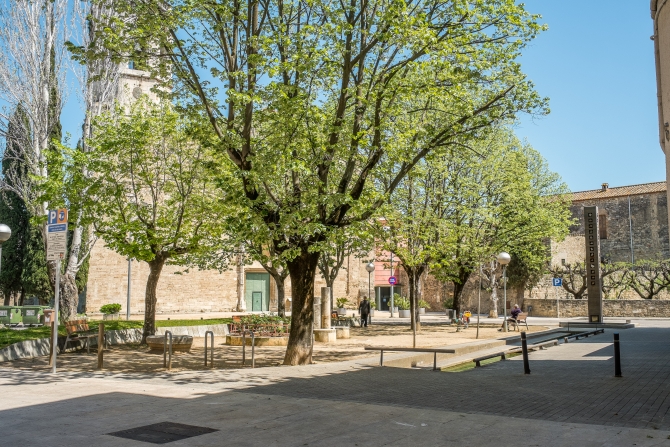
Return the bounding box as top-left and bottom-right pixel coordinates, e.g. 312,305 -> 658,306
2,326 -> 670,446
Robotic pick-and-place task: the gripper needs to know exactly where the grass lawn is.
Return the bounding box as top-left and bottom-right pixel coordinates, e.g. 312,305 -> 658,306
0,318 -> 232,350
441,352 -> 521,373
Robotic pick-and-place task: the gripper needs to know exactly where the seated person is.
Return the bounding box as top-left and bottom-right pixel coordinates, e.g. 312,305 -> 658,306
499,304 -> 521,331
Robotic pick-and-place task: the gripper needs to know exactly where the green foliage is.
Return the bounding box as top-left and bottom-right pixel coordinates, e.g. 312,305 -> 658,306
239,314 -> 291,325
394,296 -> 411,311
442,298 -> 454,309
336,297 -> 349,308
20,224 -> 51,300
418,300 -> 430,309
99,303 -> 122,314
86,0 -> 548,362
369,299 -> 377,309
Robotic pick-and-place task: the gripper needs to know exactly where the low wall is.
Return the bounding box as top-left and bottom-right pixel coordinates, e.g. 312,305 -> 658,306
524,298 -> 670,318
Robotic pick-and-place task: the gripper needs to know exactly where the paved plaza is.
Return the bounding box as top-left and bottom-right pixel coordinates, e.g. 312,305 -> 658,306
3,323 -> 670,446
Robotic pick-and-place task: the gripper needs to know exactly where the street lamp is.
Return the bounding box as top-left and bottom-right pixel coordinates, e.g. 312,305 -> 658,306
366,262 -> 375,325
0,224 -> 11,276
497,251 -> 511,332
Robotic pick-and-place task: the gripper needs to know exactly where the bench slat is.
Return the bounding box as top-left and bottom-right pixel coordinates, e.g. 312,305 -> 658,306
364,347 -> 456,354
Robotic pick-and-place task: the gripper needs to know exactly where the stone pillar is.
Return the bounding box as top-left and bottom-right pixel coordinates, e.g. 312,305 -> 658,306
313,296 -> 321,330
321,287 -> 331,329
584,206 -> 603,323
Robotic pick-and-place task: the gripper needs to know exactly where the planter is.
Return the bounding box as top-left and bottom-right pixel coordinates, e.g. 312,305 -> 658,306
370,309 -> 375,316
146,335 -> 193,352
390,307 -> 399,314
419,308 -> 426,314
398,309 -> 411,318
103,313 -> 120,321
337,307 -> 347,316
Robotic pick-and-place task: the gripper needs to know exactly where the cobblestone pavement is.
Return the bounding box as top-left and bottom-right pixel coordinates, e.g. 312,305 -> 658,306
2,326 -> 670,446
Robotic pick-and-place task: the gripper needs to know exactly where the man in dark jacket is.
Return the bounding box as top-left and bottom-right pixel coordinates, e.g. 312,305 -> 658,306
359,297 -> 371,327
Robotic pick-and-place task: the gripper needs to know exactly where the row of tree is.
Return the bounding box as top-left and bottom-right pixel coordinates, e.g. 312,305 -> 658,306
550,261 -> 670,300
0,0 -> 570,365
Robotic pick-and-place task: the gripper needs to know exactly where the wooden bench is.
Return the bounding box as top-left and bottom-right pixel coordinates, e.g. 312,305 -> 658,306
507,312 -> 529,331
364,346 -> 456,370
64,320 -> 104,353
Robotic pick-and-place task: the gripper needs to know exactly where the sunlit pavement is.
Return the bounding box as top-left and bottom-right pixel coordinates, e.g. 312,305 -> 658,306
3,323 -> 670,446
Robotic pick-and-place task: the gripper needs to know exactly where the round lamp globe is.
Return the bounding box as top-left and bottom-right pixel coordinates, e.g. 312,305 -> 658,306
0,224 -> 11,243
496,251 -> 511,266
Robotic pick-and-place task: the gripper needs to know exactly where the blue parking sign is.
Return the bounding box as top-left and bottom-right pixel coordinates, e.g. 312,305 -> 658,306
552,277 -> 562,287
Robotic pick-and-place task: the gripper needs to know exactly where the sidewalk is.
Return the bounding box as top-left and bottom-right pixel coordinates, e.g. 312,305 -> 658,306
2,324 -> 670,445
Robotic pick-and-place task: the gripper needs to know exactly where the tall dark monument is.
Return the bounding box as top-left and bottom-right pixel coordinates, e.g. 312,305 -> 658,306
584,206 -> 603,323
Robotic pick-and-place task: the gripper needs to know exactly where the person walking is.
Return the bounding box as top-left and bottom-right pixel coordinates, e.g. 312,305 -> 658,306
359,297 -> 371,327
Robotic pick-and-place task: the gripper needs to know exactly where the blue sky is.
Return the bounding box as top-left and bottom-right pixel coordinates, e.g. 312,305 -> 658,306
517,0 -> 663,193
60,1 -> 663,194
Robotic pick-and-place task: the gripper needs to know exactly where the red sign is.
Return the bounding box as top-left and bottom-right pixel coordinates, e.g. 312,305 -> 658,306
388,276 -> 397,285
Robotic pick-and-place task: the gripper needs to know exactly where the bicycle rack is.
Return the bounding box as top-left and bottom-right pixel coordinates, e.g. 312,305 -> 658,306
163,331 -> 173,370
241,330 -> 255,368
204,330 -> 214,367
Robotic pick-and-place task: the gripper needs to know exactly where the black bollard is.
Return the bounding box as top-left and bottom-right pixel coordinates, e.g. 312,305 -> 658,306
521,331 -> 531,375
614,333 -> 622,377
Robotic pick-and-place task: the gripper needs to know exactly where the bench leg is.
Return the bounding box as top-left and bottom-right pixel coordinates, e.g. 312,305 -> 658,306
380,350 -> 384,367
433,352 -> 437,371
475,360 -> 481,367
501,353 -> 506,361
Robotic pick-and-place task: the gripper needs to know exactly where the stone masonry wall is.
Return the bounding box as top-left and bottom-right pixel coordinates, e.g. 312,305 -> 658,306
567,193 -> 669,264
524,298 -> 670,318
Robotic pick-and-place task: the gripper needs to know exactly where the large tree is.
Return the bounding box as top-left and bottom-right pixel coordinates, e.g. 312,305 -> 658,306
90,0 -> 547,364
429,131 -> 571,315
63,98 -> 229,340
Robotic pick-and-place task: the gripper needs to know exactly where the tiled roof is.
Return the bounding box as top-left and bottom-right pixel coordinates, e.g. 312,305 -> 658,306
571,181 -> 667,202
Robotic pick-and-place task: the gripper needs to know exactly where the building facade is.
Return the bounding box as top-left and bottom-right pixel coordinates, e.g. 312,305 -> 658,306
651,0 -> 670,235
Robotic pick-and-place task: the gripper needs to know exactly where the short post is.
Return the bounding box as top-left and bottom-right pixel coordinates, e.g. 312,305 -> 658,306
614,332 -> 622,377
205,330 -> 214,367
242,331 -> 246,365
97,323 -> 104,370
48,321 -> 55,367
321,287 -> 330,329
163,331 -> 172,370
250,331 -> 255,368
521,331 -> 530,375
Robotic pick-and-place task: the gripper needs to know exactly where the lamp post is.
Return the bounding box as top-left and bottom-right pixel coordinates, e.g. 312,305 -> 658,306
366,262 -> 375,325
389,251 -> 395,318
126,257 -> 132,321
0,224 -> 11,275
497,252 -> 511,332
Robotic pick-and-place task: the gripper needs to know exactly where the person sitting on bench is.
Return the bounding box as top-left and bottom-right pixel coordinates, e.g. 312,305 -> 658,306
499,304 -> 521,331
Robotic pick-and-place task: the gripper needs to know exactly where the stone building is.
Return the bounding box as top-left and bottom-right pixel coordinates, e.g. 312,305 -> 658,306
651,0 -> 670,235
551,181 -> 669,266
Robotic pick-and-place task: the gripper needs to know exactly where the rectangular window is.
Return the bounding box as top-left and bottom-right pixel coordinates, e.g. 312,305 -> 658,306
599,214 -> 607,239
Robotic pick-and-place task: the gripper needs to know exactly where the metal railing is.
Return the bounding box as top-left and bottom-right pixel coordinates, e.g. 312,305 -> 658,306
241,330 -> 255,368
163,331 -> 173,370
204,330 -> 214,367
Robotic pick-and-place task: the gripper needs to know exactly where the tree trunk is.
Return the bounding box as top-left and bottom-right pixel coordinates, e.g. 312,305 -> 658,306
276,278 -> 286,317
142,255 -> 167,343
59,271 -> 79,322
407,268 -> 422,331
236,250 -> 246,311
283,248 -> 320,365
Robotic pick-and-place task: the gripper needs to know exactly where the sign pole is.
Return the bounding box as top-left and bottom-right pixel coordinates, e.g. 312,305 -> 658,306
52,258 -> 60,374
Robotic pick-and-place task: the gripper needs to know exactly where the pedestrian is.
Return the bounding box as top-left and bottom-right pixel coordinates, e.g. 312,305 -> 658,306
359,296 -> 371,327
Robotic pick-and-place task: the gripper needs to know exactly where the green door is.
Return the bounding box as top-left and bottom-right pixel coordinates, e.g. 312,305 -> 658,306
245,272 -> 270,312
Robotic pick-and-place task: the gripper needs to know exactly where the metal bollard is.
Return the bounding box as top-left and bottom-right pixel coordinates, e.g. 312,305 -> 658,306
242,331 -> 246,365
204,330 -> 214,367
251,331 -> 255,369
521,331 -> 530,375
242,330 -> 255,367
97,323 -> 104,370
163,331 -> 173,370
614,332 -> 622,377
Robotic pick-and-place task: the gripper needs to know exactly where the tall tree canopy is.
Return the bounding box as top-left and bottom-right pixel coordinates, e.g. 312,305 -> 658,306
89,0 -> 548,364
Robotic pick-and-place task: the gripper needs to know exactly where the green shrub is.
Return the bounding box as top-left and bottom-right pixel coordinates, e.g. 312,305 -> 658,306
418,299 -> 430,309
100,303 -> 122,314
394,296 -> 410,310
442,298 -> 454,309
336,297 -> 349,308
369,299 -> 377,309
